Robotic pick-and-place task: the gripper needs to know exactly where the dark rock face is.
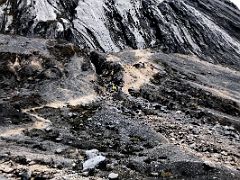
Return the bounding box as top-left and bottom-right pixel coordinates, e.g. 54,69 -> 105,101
0,34 -> 97,106
0,0 -> 240,68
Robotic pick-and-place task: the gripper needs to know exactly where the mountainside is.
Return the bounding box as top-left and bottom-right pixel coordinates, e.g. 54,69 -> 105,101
0,0 -> 240,179
0,0 -> 240,68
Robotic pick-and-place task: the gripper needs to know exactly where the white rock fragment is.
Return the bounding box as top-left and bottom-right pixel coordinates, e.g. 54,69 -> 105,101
108,173 -> 119,179
83,149 -> 106,171
35,0 -> 57,22
85,149 -> 100,159
83,155 -> 106,171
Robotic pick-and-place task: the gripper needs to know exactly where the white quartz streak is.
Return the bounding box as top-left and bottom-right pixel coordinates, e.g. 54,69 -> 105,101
35,0 -> 57,21
184,3 -> 240,54
115,0 -> 146,48
74,0 -> 119,52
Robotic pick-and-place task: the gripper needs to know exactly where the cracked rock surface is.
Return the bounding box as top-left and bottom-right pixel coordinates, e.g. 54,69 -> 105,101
0,0 -> 240,68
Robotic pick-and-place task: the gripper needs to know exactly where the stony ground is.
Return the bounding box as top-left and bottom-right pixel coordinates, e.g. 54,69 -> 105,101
0,35 -> 240,179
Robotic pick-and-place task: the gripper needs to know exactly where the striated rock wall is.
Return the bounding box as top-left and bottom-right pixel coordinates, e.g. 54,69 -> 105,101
0,0 -> 240,69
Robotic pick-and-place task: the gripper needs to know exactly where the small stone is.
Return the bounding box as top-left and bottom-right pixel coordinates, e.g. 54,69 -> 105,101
82,171 -> 89,177
160,106 -> 167,112
56,137 -> 62,142
26,158 -> 32,163
55,148 -> 63,154
108,173 -> 119,179
190,143 -> 196,149
225,131 -> 231,135
68,112 -> 73,117
29,161 -> 36,165
223,126 -> 230,130
83,155 -> 106,171
221,151 -> 228,156
45,127 -> 52,132
230,127 -> 235,131
151,172 -> 159,177
234,134 -> 239,139
133,62 -> 145,69
188,125 -> 194,130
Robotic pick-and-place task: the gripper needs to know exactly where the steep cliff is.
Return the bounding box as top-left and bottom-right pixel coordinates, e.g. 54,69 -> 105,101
0,0 -> 240,68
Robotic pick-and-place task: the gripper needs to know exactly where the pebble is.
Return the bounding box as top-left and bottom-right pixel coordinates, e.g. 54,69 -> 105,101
108,173 -> 119,179
235,134 -> 239,139
82,172 -> 89,177
188,125 -> 194,130
56,137 -> 62,142
221,151 -> 228,156
189,143 -> 196,149
151,172 -> 159,177
176,110 -> 182,114
68,112 -> 73,117
29,161 -> 36,165
45,127 -> 52,132
224,131 -> 231,135
55,148 -> 63,154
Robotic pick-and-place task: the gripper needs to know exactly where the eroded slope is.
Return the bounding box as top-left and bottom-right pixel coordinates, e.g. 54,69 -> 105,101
0,35 -> 239,179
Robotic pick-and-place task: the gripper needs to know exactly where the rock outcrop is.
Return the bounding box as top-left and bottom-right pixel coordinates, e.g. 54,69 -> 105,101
0,0 -> 240,69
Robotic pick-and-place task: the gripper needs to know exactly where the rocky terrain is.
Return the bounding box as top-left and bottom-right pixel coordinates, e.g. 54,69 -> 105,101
0,0 -> 240,179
